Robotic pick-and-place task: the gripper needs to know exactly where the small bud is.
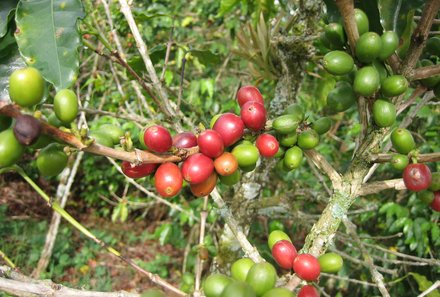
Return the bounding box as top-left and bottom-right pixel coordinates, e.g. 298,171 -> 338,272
13,114 -> 41,145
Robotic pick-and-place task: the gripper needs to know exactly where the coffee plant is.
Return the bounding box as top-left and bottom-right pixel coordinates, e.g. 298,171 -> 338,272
0,0 -> 439,296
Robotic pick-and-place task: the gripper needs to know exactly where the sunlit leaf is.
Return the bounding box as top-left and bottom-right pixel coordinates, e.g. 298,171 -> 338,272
0,0 -> 17,38
15,0 -> 84,90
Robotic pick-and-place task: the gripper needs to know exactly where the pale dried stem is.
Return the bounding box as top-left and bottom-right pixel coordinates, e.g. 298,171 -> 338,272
0,266 -> 141,297
210,188 -> 264,263
118,0 -> 178,124
370,152 -> 440,164
194,196 -> 209,296
343,219 -> 391,297
358,178 -> 405,196
411,64 -> 440,81
304,149 -> 342,191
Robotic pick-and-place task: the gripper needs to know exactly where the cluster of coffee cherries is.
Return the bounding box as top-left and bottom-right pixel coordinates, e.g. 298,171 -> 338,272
320,9 -> 439,212
123,84 -> 334,198
321,8 -> 406,125
386,127 -> 439,212
201,229 -> 344,297
0,67 -> 80,177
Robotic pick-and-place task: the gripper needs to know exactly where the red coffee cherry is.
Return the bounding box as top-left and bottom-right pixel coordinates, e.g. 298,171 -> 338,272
272,240 -> 298,270
240,101 -> 267,131
197,129 -> 224,158
121,161 -> 157,178
154,163 -> 183,197
237,85 -> 264,107
172,132 -> 197,148
431,191 -> 440,212
256,134 -> 279,158
213,113 -> 244,147
143,125 -> 172,153
293,254 -> 321,281
298,285 -> 320,297
181,153 -> 214,184
403,163 -> 432,192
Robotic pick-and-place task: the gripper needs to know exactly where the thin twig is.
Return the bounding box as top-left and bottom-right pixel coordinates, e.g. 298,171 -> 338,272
42,104 -> 150,124
304,149 -> 342,191
343,219 -> 391,297
0,102 -> 198,164
118,0 -> 178,123
0,266 -> 141,297
193,196 -> 209,296
210,188 -> 264,263
411,64 -> 440,81
0,250 -> 17,271
161,23 -> 175,81
320,272 -> 378,287
370,152 -> 440,164
177,55 -> 187,110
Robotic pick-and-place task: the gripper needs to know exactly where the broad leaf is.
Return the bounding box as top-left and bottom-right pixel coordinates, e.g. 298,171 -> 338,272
191,49 -> 221,65
218,0 -> 240,17
0,0 -> 18,38
15,0 -> 84,90
323,0 -> 341,23
0,27 -> 25,102
409,273 -> 440,297
378,0 -> 424,36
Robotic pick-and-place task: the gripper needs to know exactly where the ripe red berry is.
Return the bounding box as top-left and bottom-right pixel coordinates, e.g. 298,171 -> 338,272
213,113 -> 244,147
143,125 -> 172,153
431,191 -> 440,212
256,134 -> 279,157
240,101 -> 267,131
121,161 -> 157,178
181,153 -> 214,184
293,254 -> 321,281
298,285 -> 320,297
272,240 -> 298,269
403,163 -> 432,192
172,132 -> 197,148
237,85 -> 264,107
197,129 -> 224,158
154,163 -> 183,197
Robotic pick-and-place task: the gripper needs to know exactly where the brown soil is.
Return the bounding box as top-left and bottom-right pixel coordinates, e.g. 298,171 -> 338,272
0,172 -> 186,295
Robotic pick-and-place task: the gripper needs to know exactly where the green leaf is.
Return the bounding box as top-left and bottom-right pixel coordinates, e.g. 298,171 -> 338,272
190,49 -> 221,65
0,38 -> 24,101
409,273 -> 440,297
15,0 -> 84,90
111,204 -> 121,223
378,0 -> 424,36
218,0 -> 240,17
201,79 -> 214,98
119,203 -> 128,223
155,223 -> 172,246
323,0 -> 341,23
0,0 -> 18,38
